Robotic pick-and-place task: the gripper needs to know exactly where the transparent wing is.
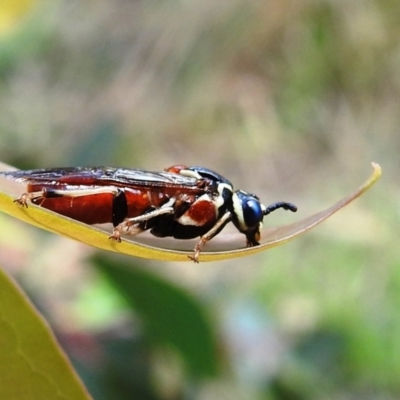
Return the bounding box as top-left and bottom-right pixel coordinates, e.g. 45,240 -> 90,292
0,167 -> 204,190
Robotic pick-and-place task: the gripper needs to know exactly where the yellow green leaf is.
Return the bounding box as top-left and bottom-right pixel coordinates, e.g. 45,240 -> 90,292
0,267 -> 92,399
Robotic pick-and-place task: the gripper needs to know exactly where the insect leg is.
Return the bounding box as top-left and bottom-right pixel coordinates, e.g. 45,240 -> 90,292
109,206 -> 175,242
189,211 -> 233,263
14,186 -> 121,207
14,192 -> 45,207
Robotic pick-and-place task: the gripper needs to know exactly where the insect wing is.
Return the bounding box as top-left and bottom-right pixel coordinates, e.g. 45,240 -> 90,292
102,168 -> 202,189
0,167 -> 108,185
1,167 -> 206,192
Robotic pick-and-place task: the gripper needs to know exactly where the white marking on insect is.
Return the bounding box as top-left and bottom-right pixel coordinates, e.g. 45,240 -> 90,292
232,191 -> 247,231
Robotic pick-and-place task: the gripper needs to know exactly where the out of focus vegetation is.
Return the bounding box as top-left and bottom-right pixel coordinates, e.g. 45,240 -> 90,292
0,0 -> 398,399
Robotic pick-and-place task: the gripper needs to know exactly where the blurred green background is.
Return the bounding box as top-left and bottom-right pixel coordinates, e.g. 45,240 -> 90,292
0,0 -> 398,399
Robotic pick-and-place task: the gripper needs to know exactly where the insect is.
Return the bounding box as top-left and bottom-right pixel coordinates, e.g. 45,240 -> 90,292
1,165 -> 297,262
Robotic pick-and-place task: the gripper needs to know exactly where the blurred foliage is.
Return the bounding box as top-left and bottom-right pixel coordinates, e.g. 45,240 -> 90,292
93,255 -> 219,379
0,0 -> 37,34
0,0 -> 399,399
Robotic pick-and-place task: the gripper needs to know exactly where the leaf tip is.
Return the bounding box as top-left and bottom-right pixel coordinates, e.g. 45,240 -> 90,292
371,162 -> 382,177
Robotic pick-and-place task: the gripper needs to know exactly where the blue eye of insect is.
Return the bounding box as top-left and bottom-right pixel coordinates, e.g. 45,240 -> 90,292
242,197 -> 263,227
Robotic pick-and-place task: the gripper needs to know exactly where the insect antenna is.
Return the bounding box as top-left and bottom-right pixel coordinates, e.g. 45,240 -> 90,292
264,202 -> 297,216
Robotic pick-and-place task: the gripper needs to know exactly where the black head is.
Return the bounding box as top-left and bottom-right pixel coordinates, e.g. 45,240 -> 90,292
231,190 -> 297,246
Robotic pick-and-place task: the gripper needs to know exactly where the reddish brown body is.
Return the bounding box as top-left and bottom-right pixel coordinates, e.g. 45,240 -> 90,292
12,167 -> 214,229
29,183 -> 199,226
33,193 -> 116,225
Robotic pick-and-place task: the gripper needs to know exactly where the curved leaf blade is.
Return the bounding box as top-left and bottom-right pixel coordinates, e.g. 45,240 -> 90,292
0,162 -> 381,262
0,267 -> 92,400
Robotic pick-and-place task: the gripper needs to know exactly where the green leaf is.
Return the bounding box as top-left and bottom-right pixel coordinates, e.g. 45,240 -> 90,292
93,256 -> 218,378
0,267 -> 92,400
0,161 -> 381,262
